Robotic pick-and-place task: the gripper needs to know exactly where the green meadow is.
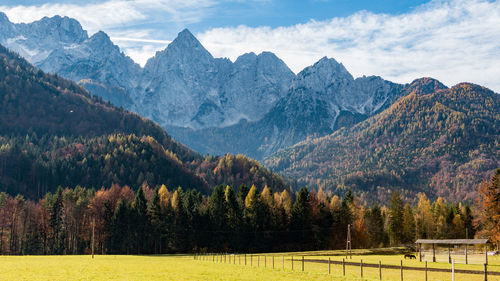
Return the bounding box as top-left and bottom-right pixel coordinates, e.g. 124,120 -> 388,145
1,250 -> 498,280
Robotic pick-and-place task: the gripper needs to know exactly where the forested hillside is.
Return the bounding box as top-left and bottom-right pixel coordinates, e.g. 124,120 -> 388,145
0,183 -> 476,255
266,81 -> 500,203
0,44 -> 195,161
0,45 -> 289,198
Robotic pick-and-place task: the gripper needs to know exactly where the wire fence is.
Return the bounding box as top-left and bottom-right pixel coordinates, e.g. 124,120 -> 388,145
193,253 -> 499,280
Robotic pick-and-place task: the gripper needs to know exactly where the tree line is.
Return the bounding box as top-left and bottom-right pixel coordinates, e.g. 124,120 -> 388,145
2,174 -> 495,255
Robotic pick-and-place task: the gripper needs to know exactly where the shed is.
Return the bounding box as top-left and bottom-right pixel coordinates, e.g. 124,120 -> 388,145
415,239 -> 489,264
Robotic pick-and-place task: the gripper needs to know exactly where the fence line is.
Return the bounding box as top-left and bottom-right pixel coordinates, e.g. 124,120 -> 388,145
194,253 -> 499,280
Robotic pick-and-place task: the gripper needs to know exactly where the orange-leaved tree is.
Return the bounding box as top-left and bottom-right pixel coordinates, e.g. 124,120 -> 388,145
475,169 -> 500,245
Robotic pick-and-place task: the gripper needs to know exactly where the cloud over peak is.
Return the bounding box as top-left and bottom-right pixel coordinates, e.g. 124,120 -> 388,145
197,0 -> 500,92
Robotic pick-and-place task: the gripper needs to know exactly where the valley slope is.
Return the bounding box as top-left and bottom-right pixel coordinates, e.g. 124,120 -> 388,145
0,44 -> 288,198
265,79 -> 500,202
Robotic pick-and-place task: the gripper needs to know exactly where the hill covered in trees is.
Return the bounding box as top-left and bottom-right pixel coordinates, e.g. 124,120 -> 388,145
265,80 -> 500,203
0,44 -> 289,198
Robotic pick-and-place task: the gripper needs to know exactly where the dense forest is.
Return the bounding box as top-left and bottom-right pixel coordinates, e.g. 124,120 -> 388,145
0,181 -> 481,255
0,44 -> 289,198
266,81 -> 500,203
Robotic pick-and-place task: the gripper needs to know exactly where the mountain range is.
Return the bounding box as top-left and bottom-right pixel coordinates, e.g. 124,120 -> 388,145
0,44 -> 288,198
0,13 -> 498,202
0,13 -> 413,160
265,80 -> 499,202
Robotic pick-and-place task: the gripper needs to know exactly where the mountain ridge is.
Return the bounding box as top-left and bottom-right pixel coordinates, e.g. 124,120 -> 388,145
264,81 -> 499,202
0,43 -> 290,198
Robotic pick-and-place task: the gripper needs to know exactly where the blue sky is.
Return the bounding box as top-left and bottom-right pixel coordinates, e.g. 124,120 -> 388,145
1,0 -> 500,92
0,0 -> 432,39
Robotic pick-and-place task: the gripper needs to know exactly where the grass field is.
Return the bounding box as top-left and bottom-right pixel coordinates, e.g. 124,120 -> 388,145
0,250 -> 498,280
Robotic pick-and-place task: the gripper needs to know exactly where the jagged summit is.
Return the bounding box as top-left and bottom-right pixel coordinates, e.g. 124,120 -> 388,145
292,56 -> 354,93
25,15 -> 88,44
87,31 -> 118,53
177,28 -> 197,40
166,28 -> 211,56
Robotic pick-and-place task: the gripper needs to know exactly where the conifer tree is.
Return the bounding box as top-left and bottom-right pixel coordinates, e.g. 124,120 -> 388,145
291,188 -> 311,249
388,190 -> 404,245
364,204 -> 388,247
48,186 -> 64,254
132,186 -> 148,253
402,203 -> 416,244
148,187 -> 162,253
110,199 -> 131,254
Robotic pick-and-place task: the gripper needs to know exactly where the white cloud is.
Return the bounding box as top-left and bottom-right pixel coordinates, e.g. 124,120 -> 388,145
111,35 -> 170,66
197,0 -> 500,92
0,0 -> 216,34
1,0 -> 499,92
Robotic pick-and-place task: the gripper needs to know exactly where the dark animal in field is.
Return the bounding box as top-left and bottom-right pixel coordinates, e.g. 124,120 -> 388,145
404,254 -> 416,259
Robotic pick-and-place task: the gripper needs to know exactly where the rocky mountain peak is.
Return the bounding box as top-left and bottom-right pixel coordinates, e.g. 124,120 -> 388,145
167,29 -> 212,58
27,15 -> 88,44
234,52 -> 258,65
292,56 -> 353,93
87,31 -> 118,53
0,12 -> 15,40
144,28 -> 213,72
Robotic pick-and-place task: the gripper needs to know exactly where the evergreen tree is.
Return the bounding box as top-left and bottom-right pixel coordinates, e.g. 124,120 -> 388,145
364,204 -> 388,247
208,185 -> 227,250
110,199 -> 131,254
402,203 -> 416,244
48,186 -> 64,254
148,187 -> 162,254
224,186 -> 242,251
132,186 -> 148,254
388,190 -> 404,245
290,188 -> 311,250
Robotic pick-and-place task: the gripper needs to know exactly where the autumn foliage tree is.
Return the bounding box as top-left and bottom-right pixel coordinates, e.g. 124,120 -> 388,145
475,169 -> 500,245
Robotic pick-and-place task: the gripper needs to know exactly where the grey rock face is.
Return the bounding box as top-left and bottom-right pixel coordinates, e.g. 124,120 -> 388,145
168,57 -> 407,160
138,29 -> 295,129
0,14 -> 414,160
0,13 -> 139,108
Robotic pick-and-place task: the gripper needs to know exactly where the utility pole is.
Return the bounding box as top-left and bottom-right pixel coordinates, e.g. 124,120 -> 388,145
465,228 -> 468,264
92,217 -> 95,259
346,224 -> 352,259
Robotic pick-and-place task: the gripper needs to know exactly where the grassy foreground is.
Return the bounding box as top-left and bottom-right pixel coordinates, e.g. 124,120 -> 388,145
0,252 -> 498,280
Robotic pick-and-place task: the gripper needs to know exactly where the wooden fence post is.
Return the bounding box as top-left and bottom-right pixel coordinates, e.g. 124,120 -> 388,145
251,255 -> 253,266
425,261 -> 428,281
400,260 -> 403,281
273,256 -> 274,269
328,257 -> 331,274
379,260 -> 382,280
245,254 -> 247,265
360,259 -> 363,278
265,256 -> 267,267
452,259 -> 455,281
258,256 -> 260,267
302,256 -> 304,271
342,258 -> 345,276
484,263 -> 488,281
292,256 -> 294,270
